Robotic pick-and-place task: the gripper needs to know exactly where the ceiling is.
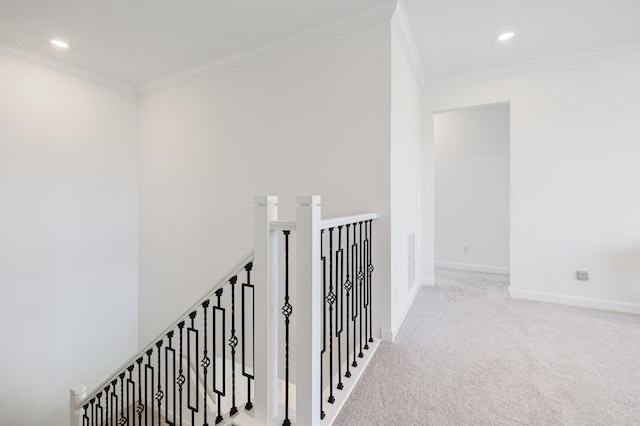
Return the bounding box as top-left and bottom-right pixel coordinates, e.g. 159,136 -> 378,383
1,0 -> 639,88
403,0 -> 640,81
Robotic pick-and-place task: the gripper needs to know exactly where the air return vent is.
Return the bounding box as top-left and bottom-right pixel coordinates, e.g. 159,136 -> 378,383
408,232 -> 416,288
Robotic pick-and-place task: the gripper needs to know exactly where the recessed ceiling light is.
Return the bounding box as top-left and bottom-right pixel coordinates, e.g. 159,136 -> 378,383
50,39 -> 69,48
498,32 -> 515,42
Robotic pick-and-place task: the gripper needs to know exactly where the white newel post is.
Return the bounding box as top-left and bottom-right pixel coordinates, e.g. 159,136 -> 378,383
296,196 -> 322,426
69,384 -> 86,426
254,196 -> 279,424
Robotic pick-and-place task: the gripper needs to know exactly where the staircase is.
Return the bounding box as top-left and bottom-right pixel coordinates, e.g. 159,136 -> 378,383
70,196 -> 379,426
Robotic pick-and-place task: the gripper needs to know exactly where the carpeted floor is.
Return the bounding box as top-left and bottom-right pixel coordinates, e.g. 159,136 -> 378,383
334,269 -> 640,425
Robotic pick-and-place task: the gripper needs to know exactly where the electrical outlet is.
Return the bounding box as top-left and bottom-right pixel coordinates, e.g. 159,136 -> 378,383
463,246 -> 470,254
576,270 -> 589,281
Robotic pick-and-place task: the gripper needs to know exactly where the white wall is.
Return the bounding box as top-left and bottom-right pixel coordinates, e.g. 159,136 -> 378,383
138,22 -> 394,345
423,49 -> 640,313
434,104 -> 510,273
0,55 -> 139,424
389,22 -> 423,338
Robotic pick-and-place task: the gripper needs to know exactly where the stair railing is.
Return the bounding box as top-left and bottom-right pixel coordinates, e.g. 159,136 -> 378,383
255,196 -> 378,426
72,195 -> 378,426
70,251 -> 256,426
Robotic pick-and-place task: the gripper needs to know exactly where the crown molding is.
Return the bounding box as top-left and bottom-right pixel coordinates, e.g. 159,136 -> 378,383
0,42 -> 136,94
426,39 -> 640,87
138,2 -> 396,94
391,0 -> 426,89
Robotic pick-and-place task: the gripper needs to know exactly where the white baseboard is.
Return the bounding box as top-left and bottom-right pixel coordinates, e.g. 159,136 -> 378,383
381,280 -> 423,342
435,261 -> 510,275
381,328 -> 394,342
509,288 -> 640,315
421,276 -> 435,287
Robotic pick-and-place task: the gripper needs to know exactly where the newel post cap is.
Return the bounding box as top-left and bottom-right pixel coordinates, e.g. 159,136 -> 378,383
70,384 -> 87,396
255,195 -> 278,206
297,195 -> 321,206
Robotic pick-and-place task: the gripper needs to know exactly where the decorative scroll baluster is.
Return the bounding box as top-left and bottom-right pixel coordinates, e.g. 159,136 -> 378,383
119,372 -> 126,425
187,311 -> 198,425
201,300 -> 210,426
95,392 -> 103,426
83,404 -> 89,426
145,349 -> 154,426
242,262 -> 254,411
282,230 -> 293,426
213,288 -> 226,424
358,221 -> 364,359
344,224 -> 352,378
103,384 -> 109,426
126,365 -> 134,426
351,224 -> 358,368
320,229 -> 326,419
177,322 -> 185,426
368,220 -> 374,344
229,276 -> 239,416
363,220 -> 370,351
165,330 -> 176,426
111,379 -> 118,426
336,226 -> 344,390
90,398 -> 95,426
136,358 -> 143,425
155,340 -> 163,426
327,227 -> 336,404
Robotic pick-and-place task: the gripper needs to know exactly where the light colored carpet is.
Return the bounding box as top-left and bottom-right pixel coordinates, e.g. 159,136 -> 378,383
334,269 -> 640,425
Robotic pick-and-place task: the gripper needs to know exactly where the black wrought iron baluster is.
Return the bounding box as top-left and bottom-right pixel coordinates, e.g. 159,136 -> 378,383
177,322 -> 185,426
111,379 -> 118,426
103,384 -> 110,426
119,372 -> 126,425
363,221 -> 370,351
166,331 -> 176,426
202,300 -> 211,426
136,358 -> 144,425
242,262 -> 254,411
368,220 -> 374,344
96,392 -> 104,426
213,288 -> 226,424
320,229 -> 326,420
327,227 -> 336,404
344,224 -> 352,378
187,311 -> 199,425
351,224 -> 358,368
358,221 -> 364,359
336,226 -> 344,390
90,397 -> 95,426
145,349 -> 154,426
282,230 -> 292,426
127,365 -> 135,426
229,276 -> 239,416
155,340 -> 164,426
83,404 -> 89,426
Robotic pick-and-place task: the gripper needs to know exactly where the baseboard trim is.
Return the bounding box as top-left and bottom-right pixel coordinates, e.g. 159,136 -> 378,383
509,288 -> 640,315
422,276 -> 436,287
381,280 -> 423,342
435,261 -> 509,275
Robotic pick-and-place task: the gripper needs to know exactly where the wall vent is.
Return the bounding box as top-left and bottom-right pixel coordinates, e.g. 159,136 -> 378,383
408,232 -> 416,288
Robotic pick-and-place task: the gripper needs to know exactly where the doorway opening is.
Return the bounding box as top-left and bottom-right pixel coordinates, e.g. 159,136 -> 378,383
433,102 -> 510,294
